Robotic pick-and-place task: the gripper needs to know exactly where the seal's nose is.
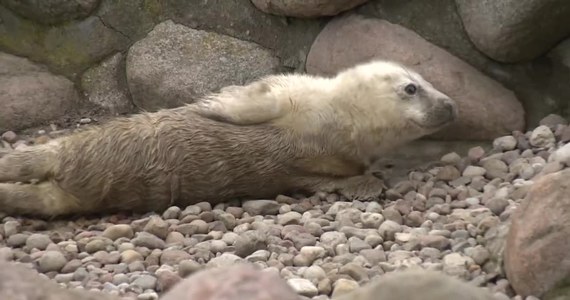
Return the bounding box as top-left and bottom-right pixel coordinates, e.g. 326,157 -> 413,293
442,98 -> 458,121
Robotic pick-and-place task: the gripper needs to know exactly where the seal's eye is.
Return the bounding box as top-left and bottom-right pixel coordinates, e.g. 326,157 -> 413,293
404,83 -> 417,95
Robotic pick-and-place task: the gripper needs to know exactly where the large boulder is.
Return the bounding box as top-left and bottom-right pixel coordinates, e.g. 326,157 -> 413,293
0,261 -> 120,300
0,52 -> 80,131
455,0 -> 570,63
250,0 -> 370,18
126,20 -> 281,111
95,0 -> 161,41
504,168 -> 570,298
80,52 -> 134,115
161,0 -> 326,71
306,14 -> 525,141
0,6 -> 130,77
0,0 -> 100,25
0,0 -> 160,77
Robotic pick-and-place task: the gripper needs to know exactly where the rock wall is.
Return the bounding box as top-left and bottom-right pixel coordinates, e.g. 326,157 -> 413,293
0,0 -> 569,141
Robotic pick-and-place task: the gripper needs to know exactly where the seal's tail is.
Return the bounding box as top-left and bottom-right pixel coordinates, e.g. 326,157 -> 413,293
0,142 -> 81,217
0,181 -> 82,217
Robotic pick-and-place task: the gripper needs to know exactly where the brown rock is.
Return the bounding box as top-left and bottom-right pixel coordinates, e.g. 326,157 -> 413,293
333,268 -> 494,300
305,14 -> 524,140
160,249 -> 192,266
455,0 -> 570,63
0,52 -> 79,132
80,52 -> 133,115
0,261 -> 120,300
505,168 -> 570,298
1,131 -> 18,144
250,0 -> 369,18
160,264 -> 301,300
126,20 -> 280,112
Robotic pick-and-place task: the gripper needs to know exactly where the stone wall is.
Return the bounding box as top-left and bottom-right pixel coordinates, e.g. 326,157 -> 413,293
0,0 -> 569,141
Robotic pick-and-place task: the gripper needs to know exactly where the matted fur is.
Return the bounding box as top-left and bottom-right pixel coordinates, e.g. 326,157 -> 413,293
0,60 -> 457,218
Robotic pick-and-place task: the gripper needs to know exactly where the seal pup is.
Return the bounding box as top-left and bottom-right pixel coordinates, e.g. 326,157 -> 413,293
0,59 -> 458,217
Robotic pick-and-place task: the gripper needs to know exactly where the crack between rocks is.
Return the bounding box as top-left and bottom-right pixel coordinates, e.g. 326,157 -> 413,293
96,15 -> 132,43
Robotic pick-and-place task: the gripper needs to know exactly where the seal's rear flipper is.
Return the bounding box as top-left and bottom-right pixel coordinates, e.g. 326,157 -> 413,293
0,181 -> 82,218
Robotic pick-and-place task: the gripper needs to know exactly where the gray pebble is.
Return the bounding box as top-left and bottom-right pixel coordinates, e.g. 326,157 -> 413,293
278,211 -> 302,225
320,232 -> 347,250
242,200 -> 281,215
529,125 -> 555,148
288,278 -> 319,298
162,206 -> 181,219
131,274 -> 157,290
7,233 -> 29,247
379,220 -> 402,241
37,250 -> 67,273
360,212 -> 384,228
486,197 -> 509,216
102,224 -> 134,240
132,232 -> 165,249
463,166 -> 487,177
25,233 -> 52,250
493,136 -> 517,151
144,216 -> 169,239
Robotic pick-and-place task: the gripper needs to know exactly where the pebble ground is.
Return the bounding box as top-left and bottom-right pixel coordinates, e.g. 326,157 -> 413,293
1,115 -> 569,300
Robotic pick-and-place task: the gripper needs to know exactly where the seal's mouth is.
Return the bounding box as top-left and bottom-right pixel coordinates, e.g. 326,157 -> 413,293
425,100 -> 458,129
412,117 -> 454,130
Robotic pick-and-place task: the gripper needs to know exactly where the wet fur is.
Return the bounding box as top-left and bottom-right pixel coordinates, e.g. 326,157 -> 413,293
0,60 -> 457,218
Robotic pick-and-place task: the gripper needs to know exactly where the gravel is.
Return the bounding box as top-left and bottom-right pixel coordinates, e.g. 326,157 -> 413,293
1,115 -> 569,300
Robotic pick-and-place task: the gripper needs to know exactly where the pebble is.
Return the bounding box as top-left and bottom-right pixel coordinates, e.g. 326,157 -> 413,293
38,251 -> 67,273
493,136 -> 517,151
331,278 -> 360,298
529,125 -> 555,148
132,275 -> 157,290
242,200 -> 281,215
278,211 -> 303,225
7,233 -> 28,247
162,206 -> 181,219
463,166 -> 487,177
420,235 -> 450,250
85,238 -> 111,253
1,131 -> 18,143
25,233 -> 52,250
288,278 -> 319,297
379,220 -> 401,240
144,217 -> 170,239
120,249 -> 144,264
160,249 -> 192,265
441,152 -> 461,164
132,232 -> 166,249
102,224 -> 134,241
485,197 -> 509,216
360,212 -> 384,228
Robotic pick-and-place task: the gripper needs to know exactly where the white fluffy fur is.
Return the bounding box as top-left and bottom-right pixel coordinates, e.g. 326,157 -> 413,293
195,59 -> 456,166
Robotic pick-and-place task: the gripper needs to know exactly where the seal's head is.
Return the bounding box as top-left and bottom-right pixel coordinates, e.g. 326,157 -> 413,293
326,60 -> 458,161
335,60 -> 458,134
